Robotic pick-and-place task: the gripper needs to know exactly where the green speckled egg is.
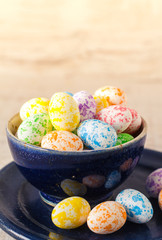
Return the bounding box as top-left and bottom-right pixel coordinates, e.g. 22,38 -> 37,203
115,133 -> 134,146
17,113 -> 52,145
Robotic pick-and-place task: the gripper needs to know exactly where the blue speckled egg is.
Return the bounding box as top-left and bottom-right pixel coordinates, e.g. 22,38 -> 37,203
115,189 -> 153,223
77,119 -> 117,150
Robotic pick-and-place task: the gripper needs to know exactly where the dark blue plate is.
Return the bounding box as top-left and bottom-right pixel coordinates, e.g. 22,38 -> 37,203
0,149 -> 162,240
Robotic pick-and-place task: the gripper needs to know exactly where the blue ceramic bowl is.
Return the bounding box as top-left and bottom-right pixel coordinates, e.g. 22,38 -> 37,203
7,113 -> 147,206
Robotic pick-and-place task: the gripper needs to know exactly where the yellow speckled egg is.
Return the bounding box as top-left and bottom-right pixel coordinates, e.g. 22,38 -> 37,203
49,92 -> 80,131
94,86 -> 127,106
51,196 -> 91,229
20,97 -> 50,121
93,96 -> 109,113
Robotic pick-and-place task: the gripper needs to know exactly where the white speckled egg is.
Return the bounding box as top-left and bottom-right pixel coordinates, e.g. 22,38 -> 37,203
73,91 -> 96,122
49,92 -> 80,131
20,97 -> 50,121
96,105 -> 132,133
94,86 -> 127,106
87,201 -> 127,234
146,168 -> 162,198
51,197 -> 91,229
115,189 -> 153,223
77,119 -> 117,150
124,108 -> 142,135
17,113 -> 52,145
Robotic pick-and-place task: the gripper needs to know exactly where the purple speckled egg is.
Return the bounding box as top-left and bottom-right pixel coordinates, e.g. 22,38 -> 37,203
146,168 -> 162,198
73,91 -> 96,122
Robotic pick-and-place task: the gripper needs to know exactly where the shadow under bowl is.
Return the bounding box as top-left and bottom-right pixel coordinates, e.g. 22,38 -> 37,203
7,113 -> 147,206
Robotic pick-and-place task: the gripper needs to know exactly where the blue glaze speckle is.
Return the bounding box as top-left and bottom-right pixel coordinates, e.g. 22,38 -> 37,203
115,189 -> 153,223
6,113 -> 147,207
77,119 -> 117,149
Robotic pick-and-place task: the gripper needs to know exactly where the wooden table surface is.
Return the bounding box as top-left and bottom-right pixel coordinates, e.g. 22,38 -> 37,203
0,0 -> 162,239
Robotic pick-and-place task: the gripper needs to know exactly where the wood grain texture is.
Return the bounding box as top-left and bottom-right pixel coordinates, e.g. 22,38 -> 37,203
0,0 -> 162,239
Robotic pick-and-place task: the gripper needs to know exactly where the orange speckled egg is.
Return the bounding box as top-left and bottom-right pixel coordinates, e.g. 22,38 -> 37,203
41,130 -> 83,151
87,201 -> 127,234
94,86 -> 127,106
158,190 -> 162,210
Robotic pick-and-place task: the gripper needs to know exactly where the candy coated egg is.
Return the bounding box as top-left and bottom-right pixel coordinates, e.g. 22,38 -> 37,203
51,197 -> 91,229
96,105 -> 132,133
49,92 -> 80,131
115,133 -> 134,146
20,97 -> 50,121
93,96 -> 109,113
41,131 -> 83,151
158,190 -> 162,210
115,189 -> 153,223
94,86 -> 127,106
64,91 -> 73,96
17,113 -> 52,145
73,91 -> 96,122
61,179 -> 87,196
87,201 -> 127,234
124,108 -> 142,135
82,175 -> 105,188
105,170 -> 121,189
146,168 -> 162,198
77,119 -> 117,150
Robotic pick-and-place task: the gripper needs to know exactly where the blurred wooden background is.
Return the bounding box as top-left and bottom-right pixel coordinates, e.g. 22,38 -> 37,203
0,0 -> 162,239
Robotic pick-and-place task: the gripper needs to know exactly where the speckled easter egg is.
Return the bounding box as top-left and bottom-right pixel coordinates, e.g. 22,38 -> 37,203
77,119 -> 117,150
115,133 -> 134,146
93,96 -> 109,113
73,91 -> 96,122
87,201 -> 127,234
115,189 -> 153,223
96,105 -> 132,133
124,108 -> 142,135
94,86 -> 127,106
51,197 -> 91,229
20,97 -> 50,121
82,175 -> 106,188
158,190 -> 162,210
64,91 -> 73,96
49,92 -> 80,131
17,113 -> 52,145
41,130 -> 83,151
146,168 -> 162,198
61,179 -> 87,196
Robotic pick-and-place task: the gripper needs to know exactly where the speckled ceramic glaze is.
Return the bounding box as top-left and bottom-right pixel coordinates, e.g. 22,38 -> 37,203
7,113 -> 147,206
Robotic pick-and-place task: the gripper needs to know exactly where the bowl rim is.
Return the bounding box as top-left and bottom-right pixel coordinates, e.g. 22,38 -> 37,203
6,113 -> 147,156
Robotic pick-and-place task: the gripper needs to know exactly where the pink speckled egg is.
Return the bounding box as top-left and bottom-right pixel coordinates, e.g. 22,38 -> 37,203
124,108 -> 142,135
73,91 -> 96,122
87,201 -> 127,234
96,105 -> 132,133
